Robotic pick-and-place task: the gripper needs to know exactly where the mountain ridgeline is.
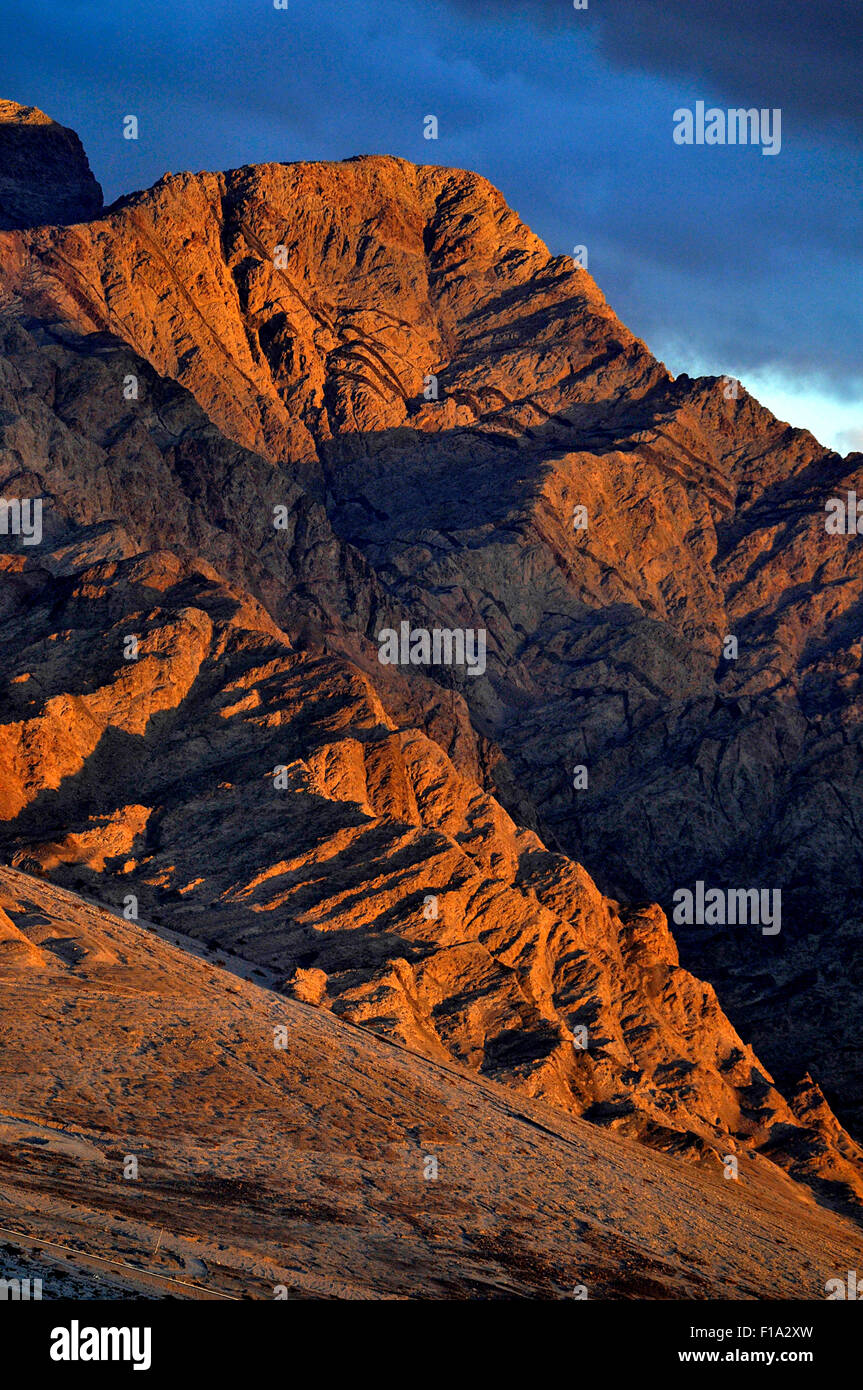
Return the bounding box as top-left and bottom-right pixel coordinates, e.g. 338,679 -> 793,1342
1,99 -> 862,1273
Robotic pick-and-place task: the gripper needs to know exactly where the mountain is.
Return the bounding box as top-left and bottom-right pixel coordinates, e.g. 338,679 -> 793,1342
0,101 -> 861,1292
2,140 -> 859,1136
0,101 -> 102,230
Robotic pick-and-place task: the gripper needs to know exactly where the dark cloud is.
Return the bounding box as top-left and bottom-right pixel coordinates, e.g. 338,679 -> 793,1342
447,0 -> 863,137
0,0 -> 859,417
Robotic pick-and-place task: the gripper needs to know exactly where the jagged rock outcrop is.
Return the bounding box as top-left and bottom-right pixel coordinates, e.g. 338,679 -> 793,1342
0,101 -> 103,230
0,155 -> 660,467
0,313 -> 488,782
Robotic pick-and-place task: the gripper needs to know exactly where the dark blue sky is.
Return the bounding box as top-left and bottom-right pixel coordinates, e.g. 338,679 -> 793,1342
2,0 -> 860,450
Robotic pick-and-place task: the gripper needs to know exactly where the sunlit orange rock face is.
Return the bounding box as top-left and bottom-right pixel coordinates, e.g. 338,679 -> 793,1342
1,102 -> 862,1280
0,154 -> 659,465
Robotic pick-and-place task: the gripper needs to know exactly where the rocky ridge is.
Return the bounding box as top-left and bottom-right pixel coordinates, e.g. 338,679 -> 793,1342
0,505 -> 861,1221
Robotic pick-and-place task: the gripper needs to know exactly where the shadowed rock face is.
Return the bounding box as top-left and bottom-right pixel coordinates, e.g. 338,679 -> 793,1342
0,101 -> 103,230
0,104 -> 861,1268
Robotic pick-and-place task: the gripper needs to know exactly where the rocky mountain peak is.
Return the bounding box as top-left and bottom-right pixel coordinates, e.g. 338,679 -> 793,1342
0,98 -> 103,230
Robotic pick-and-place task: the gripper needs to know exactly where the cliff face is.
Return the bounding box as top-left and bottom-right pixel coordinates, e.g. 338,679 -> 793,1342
0,101 -> 103,230
0,106 -> 861,1239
